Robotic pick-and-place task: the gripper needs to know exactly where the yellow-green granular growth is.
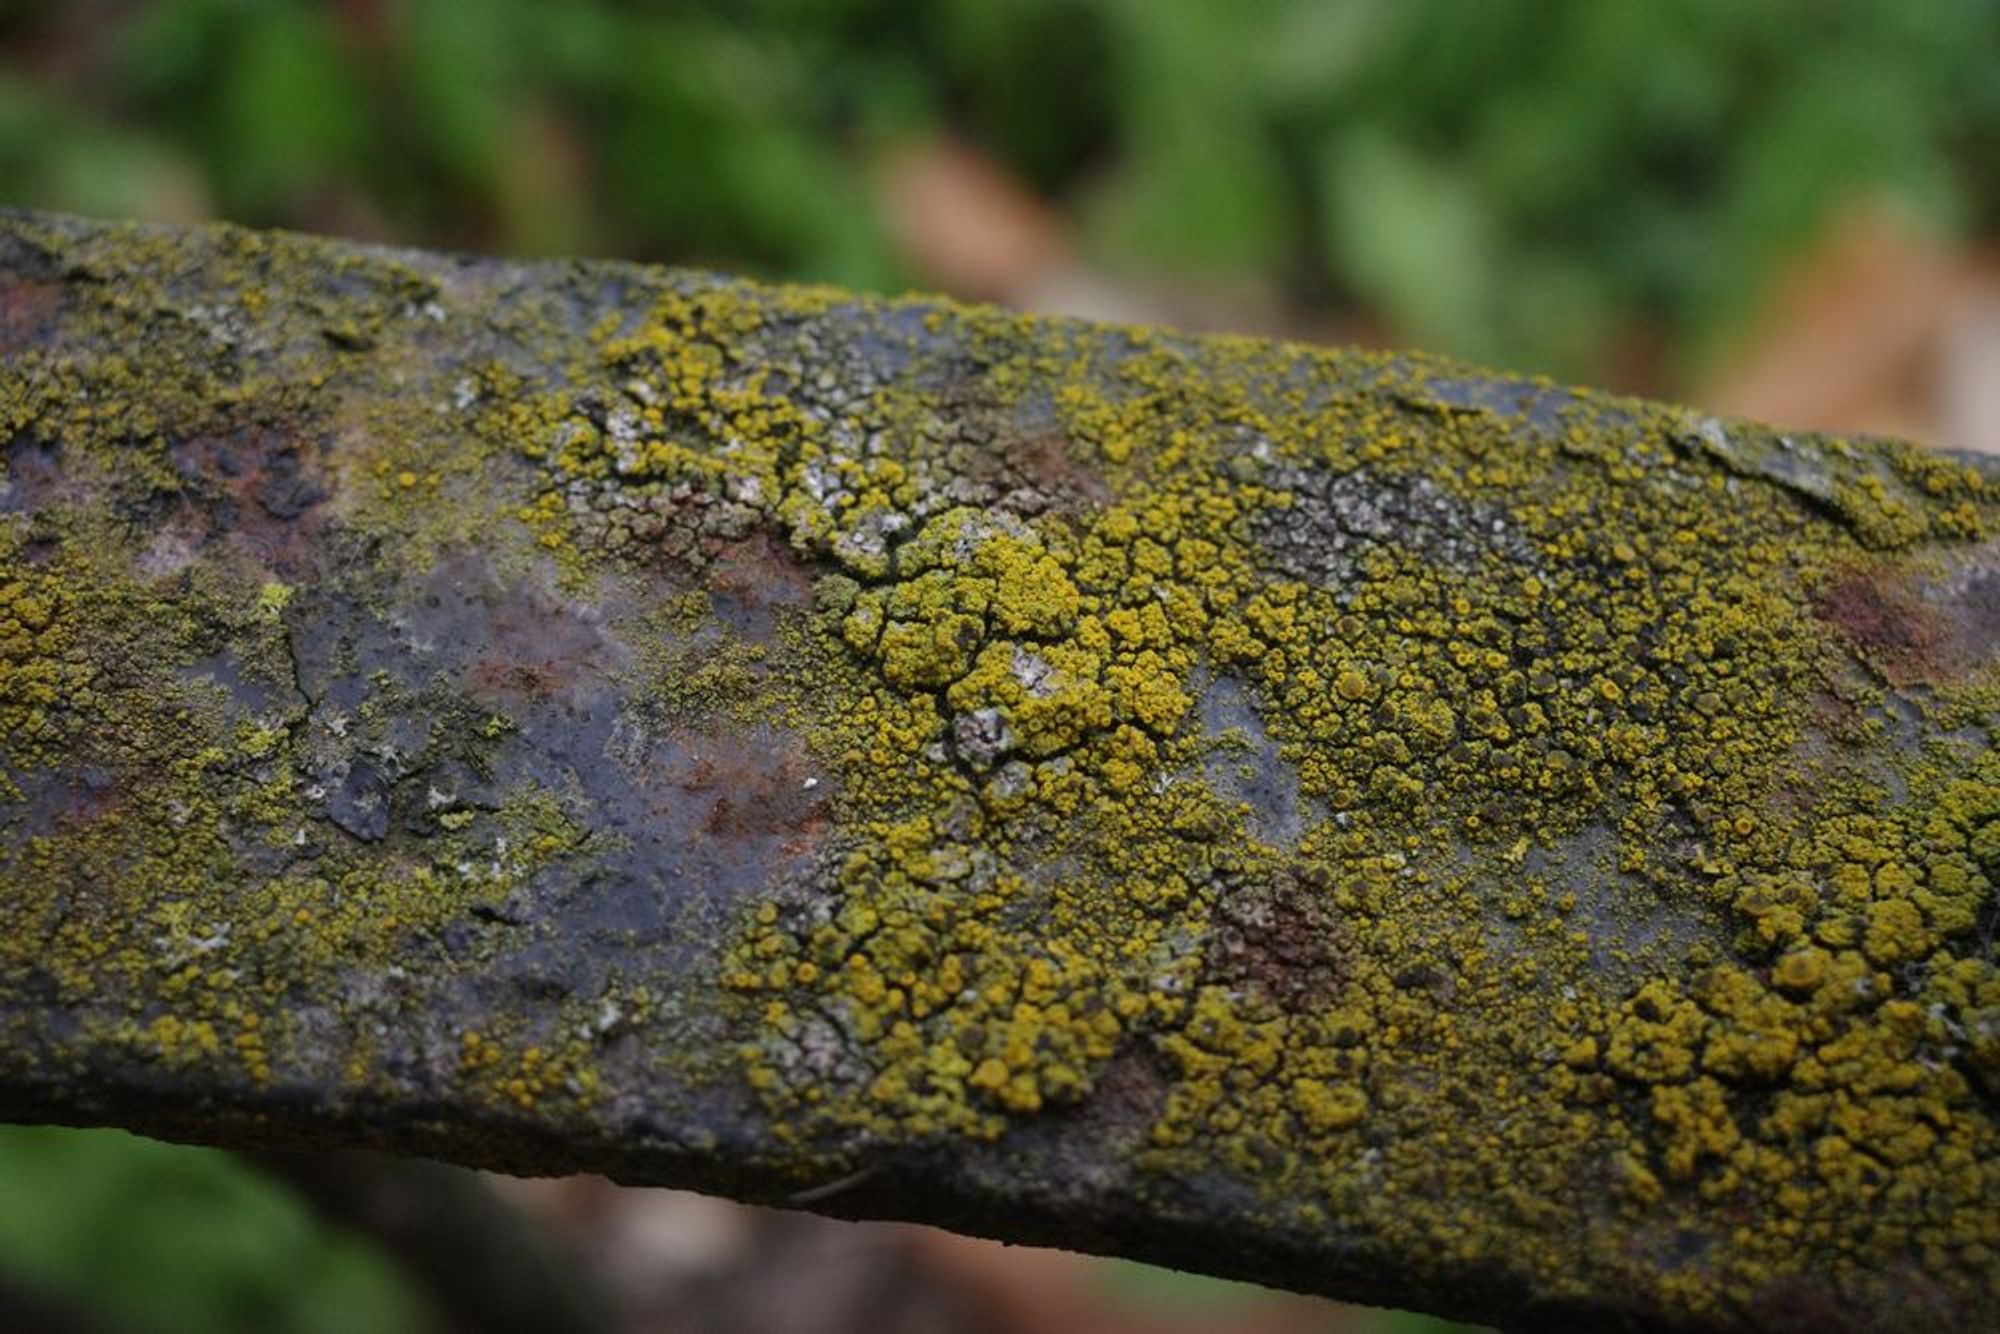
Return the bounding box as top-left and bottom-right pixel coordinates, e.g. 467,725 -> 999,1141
2,214 -> 1995,1328
509,281 -> 1999,1319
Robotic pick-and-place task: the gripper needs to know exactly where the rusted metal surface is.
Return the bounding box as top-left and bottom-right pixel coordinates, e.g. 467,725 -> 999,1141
1,210 -> 1996,1332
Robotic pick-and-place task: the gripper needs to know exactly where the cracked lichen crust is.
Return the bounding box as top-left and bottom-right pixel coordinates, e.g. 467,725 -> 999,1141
2,209 -> 1996,1332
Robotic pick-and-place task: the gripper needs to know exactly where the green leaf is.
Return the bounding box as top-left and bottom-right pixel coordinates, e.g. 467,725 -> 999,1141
1316,128 -> 1501,364
0,1125 -> 432,1334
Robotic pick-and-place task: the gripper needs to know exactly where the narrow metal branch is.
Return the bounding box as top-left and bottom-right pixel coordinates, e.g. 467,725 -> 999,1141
2,210 -> 1996,1332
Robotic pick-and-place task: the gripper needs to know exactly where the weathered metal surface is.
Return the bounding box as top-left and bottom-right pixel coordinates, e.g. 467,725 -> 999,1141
1,209 -> 1996,1332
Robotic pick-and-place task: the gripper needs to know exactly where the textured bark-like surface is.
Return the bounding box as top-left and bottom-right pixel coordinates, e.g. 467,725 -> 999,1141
1,209 -> 1996,1332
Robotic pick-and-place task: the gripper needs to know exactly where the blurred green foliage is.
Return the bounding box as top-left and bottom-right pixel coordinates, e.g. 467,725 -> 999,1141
0,1125 -> 430,1334
1,0 -> 1996,382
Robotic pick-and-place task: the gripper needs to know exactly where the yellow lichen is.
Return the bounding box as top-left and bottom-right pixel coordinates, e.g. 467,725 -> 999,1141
4,214 -> 1996,1328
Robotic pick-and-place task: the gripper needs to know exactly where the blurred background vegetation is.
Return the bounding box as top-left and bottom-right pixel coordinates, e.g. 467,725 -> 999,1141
0,1126 -> 430,1334
1,3 -> 1997,1332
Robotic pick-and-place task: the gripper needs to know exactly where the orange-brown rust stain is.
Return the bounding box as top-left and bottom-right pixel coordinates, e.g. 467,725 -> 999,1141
681,732 -> 827,841
1204,866 -> 1355,1013
168,429 -> 329,579
0,277 -> 60,355
0,437 -> 64,514
1811,548 -> 2000,686
706,532 -> 817,637
448,562 -> 627,707
642,726 -> 833,863
465,657 -> 584,701
1003,430 -> 1112,515
461,605 -> 612,704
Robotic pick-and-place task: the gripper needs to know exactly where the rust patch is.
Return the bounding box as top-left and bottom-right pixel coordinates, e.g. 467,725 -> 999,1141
462,612 -> 610,703
1813,546 -> 2000,685
168,428 -> 329,578
1204,864 -> 1353,1012
663,728 -> 829,850
625,724 -> 833,892
0,436 -> 63,515
36,769 -> 126,834
0,276 -> 60,355
706,531 -> 817,638
1814,568 -> 1944,680
1000,430 -> 1111,515
442,564 -> 624,707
